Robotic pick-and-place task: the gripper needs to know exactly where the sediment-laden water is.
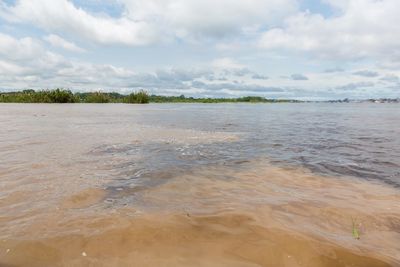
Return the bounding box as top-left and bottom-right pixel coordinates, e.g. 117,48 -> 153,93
0,103 -> 399,266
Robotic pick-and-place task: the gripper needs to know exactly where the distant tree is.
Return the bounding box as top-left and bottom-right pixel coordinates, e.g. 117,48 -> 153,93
84,92 -> 111,103
125,90 -> 149,104
46,89 -> 76,103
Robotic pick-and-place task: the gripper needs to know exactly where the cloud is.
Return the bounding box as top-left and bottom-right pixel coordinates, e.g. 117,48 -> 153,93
1,0 -> 297,45
212,57 -> 246,70
0,0 -> 159,46
2,0 -> 400,102
0,33 -> 44,61
380,74 -> 399,83
0,33 -> 140,89
120,0 -> 297,39
0,60 -> 28,75
291,73 -> 308,80
335,82 -> 375,91
0,32 -> 70,81
211,58 -> 264,78
251,74 -> 269,80
324,67 -> 345,73
352,70 -> 379,77
0,35 -> 291,98
230,68 -> 252,77
197,82 -> 285,93
44,34 -> 85,53
259,0 -> 400,61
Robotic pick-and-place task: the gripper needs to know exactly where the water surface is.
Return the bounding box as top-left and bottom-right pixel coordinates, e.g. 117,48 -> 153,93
0,103 -> 399,266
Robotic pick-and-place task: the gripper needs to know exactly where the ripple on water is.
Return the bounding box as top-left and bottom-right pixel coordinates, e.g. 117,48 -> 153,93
0,103 -> 400,266
1,161 -> 400,266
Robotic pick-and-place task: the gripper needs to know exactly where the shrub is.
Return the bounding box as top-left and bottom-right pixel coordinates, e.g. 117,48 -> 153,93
84,92 -> 111,103
124,90 -> 149,104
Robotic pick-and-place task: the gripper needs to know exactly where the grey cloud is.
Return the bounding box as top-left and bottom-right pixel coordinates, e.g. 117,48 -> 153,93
121,71 -> 279,94
335,82 -> 375,91
352,70 -> 379,77
197,82 -> 285,93
155,70 -> 182,82
324,67 -> 345,73
232,68 -> 252,77
380,74 -> 399,83
205,74 -> 228,81
191,80 -> 207,87
291,74 -> 308,80
251,74 -> 269,80
205,74 -> 215,81
155,69 -> 211,82
222,68 -> 252,77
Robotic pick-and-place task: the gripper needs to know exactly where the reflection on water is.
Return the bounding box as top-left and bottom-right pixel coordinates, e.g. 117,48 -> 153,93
128,103 -> 400,186
0,103 -> 399,266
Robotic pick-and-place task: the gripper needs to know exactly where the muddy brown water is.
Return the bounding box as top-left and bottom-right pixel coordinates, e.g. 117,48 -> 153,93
0,103 -> 399,266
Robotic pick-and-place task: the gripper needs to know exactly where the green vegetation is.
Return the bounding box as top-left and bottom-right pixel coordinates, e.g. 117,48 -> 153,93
77,92 -> 112,103
149,95 -> 299,103
125,90 -> 150,104
0,89 -> 299,104
0,89 -> 150,104
0,89 -> 77,103
352,218 -> 360,240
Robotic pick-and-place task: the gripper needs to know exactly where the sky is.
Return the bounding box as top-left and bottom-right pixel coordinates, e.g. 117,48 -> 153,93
0,0 -> 400,100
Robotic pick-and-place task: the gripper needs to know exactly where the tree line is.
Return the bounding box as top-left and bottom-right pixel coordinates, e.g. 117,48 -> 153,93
149,94 -> 299,103
0,89 -> 299,104
0,89 -> 149,104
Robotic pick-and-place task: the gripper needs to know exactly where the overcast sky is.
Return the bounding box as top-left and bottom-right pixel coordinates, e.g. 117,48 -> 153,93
0,0 -> 399,100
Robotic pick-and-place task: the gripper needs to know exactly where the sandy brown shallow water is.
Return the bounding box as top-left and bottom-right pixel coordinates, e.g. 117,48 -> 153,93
0,104 -> 399,266
1,162 -> 400,267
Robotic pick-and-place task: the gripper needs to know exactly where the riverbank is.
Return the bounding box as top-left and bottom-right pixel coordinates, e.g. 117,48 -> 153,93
0,89 -> 299,104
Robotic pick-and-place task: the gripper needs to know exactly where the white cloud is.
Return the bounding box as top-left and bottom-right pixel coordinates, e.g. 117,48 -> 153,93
1,0 -> 297,45
44,34 -> 86,53
121,0 -> 297,38
259,0 -> 400,62
0,33 -> 44,61
212,57 -> 246,70
0,32 -> 137,89
1,0 -> 159,46
0,60 -> 27,75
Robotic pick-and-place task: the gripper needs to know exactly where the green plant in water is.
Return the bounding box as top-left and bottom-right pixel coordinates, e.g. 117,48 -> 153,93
352,218 -> 360,240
